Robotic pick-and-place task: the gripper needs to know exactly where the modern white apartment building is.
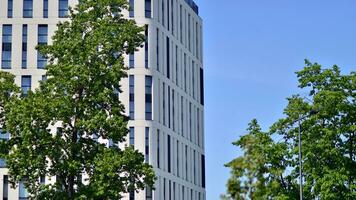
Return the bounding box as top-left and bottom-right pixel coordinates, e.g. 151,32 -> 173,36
0,0 -> 205,199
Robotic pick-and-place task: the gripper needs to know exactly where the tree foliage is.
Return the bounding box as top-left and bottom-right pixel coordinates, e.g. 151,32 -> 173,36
0,0 -> 155,199
223,60 -> 356,199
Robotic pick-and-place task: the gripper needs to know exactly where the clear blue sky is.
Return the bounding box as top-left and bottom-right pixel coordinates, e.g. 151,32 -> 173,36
194,0 -> 356,199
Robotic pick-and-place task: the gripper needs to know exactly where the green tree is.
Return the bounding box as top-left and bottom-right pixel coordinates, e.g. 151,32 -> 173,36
223,60 -> 356,199
0,0 -> 155,199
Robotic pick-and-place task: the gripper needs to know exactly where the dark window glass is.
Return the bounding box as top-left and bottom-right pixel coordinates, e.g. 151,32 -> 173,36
129,127 -> 134,146
23,0 -> 33,18
156,28 -> 159,71
145,25 -> 149,68
201,154 -> 206,188
145,0 -> 152,18
129,0 -> 134,17
145,76 -> 152,120
200,68 -> 204,105
21,76 -> 31,95
168,86 -> 171,129
181,96 -> 184,136
163,82 -> 166,126
167,135 -> 171,173
43,0 -> 48,18
22,25 -> 28,69
0,129 -> 10,168
59,0 -> 68,18
2,175 -> 8,199
145,127 -> 149,163
129,190 -> 135,200
166,37 -> 170,79
157,129 -> 160,168
129,53 -> 134,68
146,186 -> 153,200
2,25 -> 12,69
37,25 -> 48,69
129,75 -> 135,120
172,90 -> 175,131
7,0 -> 13,18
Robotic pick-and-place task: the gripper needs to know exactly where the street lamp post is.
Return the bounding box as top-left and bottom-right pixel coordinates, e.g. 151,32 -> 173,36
295,110 -> 318,200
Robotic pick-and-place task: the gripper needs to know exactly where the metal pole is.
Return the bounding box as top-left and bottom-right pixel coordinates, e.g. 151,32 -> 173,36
298,120 -> 303,200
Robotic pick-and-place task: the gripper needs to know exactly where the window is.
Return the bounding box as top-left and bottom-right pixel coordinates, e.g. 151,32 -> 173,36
129,0 -> 134,17
145,127 -> 149,163
19,180 -> 29,200
171,0 -> 174,34
43,0 -> 48,18
145,0 -> 152,18
175,45 -> 178,85
168,86 -> 171,128
201,154 -> 206,188
23,0 -> 33,18
129,75 -> 135,120
3,175 -> 8,200
161,0 -> 165,26
180,5 -> 183,43
2,25 -> 12,69
59,0 -> 68,18
7,0 -> 13,18
167,0 -> 170,31
200,68 -> 204,105
176,141 -> 179,177
167,135 -> 171,173
145,26 -> 149,68
156,28 -> 159,71
163,82 -> 166,126
129,190 -> 135,200
166,37 -> 170,79
172,90 -> 175,131
184,53 -> 187,92
37,25 -> 48,69
192,61 -> 195,98
129,53 -> 134,68
157,129 -> 160,168
21,76 -> 31,95
129,127 -> 134,146
185,145 -> 188,180
0,129 -> 10,168
145,76 -> 152,120
146,187 -> 153,200
22,25 -> 28,69
188,14 -> 191,51
181,96 -> 184,136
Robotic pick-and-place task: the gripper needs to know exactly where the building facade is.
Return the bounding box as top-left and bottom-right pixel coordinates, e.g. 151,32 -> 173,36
0,0 -> 205,199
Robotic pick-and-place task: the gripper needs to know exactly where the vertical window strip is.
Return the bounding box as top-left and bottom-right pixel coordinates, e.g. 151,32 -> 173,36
23,0 -> 33,18
157,129 -> 160,168
2,25 -> 12,69
167,134 -> 171,173
145,127 -> 149,163
129,0 -> 134,17
37,25 -> 48,69
21,75 -> 31,95
166,37 -> 170,79
59,0 -> 68,18
129,75 -> 135,120
129,53 -> 134,68
145,0 -> 152,18
145,76 -> 153,120
22,25 -> 28,69
43,0 -> 48,18
156,28 -> 160,71
129,127 -> 135,146
2,175 -> 8,199
145,25 -> 149,68
7,0 -> 13,18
